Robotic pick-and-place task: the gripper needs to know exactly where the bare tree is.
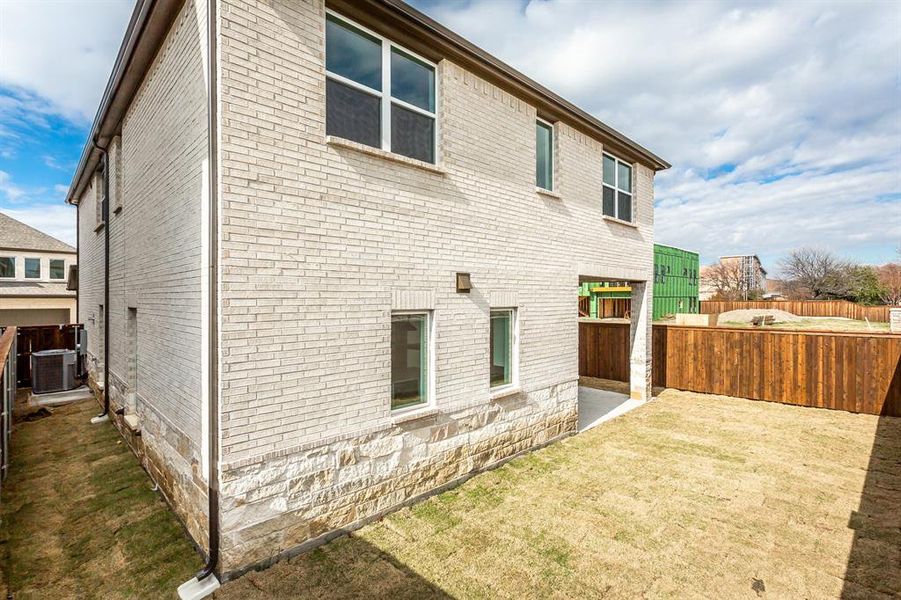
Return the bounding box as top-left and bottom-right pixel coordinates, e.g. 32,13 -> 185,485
778,247 -> 854,300
702,260 -> 762,300
877,263 -> 901,305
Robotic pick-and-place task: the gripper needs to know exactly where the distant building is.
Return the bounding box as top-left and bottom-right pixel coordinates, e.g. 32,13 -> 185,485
0,212 -> 77,326
699,254 -> 767,301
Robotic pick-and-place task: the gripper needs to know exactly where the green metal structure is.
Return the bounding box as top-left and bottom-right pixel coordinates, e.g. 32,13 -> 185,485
579,244 -> 700,321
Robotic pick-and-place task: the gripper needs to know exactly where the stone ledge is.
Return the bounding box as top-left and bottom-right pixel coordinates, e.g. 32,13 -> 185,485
326,136 -> 447,175
536,187 -> 561,200
602,215 -> 638,229
390,407 -> 439,425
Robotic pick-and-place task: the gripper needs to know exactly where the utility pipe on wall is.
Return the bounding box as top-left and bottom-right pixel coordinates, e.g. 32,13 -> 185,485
90,139 -> 111,425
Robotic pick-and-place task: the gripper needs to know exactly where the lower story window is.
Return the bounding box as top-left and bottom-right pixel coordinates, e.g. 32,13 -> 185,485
391,312 -> 430,410
490,308 -> 516,388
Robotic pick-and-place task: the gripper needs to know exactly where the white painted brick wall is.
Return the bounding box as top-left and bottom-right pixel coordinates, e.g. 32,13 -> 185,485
217,0 -> 656,463
79,0 -> 207,457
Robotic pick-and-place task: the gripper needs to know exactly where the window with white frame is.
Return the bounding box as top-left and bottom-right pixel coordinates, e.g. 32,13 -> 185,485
536,119 -> 554,191
391,311 -> 431,410
325,12 -> 437,164
24,258 -> 40,279
0,257 -> 13,278
490,308 -> 517,389
50,259 -> 65,279
602,153 -> 633,222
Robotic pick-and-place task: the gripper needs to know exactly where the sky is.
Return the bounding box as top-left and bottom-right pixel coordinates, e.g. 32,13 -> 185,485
0,0 -> 899,270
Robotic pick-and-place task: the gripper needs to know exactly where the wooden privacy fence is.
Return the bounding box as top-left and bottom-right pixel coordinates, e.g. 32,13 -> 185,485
0,327 -> 17,489
579,321 -> 901,417
700,300 -> 898,322
16,324 -> 82,388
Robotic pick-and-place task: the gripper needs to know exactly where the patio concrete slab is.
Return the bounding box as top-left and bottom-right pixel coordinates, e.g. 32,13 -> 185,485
577,385 -> 643,432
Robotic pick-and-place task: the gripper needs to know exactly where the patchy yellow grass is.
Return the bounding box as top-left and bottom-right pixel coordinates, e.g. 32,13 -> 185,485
217,391 -> 900,599
0,399 -> 201,599
3,392 -> 898,599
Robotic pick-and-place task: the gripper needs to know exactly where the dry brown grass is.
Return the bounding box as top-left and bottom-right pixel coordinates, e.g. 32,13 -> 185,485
0,399 -> 200,599
217,390 -> 901,599
718,317 -> 891,333
3,392 -> 898,599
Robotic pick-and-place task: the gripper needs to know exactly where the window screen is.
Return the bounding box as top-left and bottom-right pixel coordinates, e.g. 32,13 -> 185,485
391,104 -> 434,163
326,79 -> 381,149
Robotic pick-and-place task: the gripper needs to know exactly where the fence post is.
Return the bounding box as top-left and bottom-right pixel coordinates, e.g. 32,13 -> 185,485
629,281 -> 653,401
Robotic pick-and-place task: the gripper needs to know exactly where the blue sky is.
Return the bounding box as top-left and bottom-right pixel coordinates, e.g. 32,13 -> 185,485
1,0 -> 899,270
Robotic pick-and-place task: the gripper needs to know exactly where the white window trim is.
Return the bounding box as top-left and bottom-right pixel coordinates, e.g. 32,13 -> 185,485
49,258 -> 66,280
325,9 -> 440,164
602,152 -> 634,222
390,309 -> 436,415
536,117 -> 555,192
489,307 -> 519,393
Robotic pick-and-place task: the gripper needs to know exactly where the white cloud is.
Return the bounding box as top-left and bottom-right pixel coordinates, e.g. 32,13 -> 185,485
0,0 -> 133,121
1,205 -> 76,247
417,0 -> 901,266
0,170 -> 24,201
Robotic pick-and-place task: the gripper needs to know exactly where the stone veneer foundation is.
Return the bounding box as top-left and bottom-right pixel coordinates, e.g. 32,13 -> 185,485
87,369 -> 209,553
217,382 -> 578,574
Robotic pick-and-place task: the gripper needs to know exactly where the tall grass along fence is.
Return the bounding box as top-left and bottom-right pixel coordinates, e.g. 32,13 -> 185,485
0,326 -> 17,489
579,321 -> 901,417
700,300 -> 898,322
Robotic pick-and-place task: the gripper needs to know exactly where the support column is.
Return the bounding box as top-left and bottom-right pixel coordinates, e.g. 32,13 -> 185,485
629,281 -> 652,401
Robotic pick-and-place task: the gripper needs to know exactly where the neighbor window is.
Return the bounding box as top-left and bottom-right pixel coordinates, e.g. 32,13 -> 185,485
24,258 -> 40,279
536,119 -> 554,190
50,259 -> 65,279
391,312 -> 430,410
602,153 -> 633,222
0,257 -> 13,278
490,308 -> 517,389
326,12 -> 437,163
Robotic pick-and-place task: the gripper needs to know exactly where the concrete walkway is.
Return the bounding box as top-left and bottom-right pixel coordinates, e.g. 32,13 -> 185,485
577,386 -> 643,432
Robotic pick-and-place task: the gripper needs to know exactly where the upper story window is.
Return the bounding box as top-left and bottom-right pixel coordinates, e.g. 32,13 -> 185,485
536,120 -> 554,191
0,257 -> 13,278
24,258 -> 40,279
325,12 -> 437,164
50,259 -> 66,280
602,153 -> 633,222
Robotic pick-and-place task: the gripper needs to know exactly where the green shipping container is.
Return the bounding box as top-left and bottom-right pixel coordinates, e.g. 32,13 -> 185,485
581,244 -> 700,321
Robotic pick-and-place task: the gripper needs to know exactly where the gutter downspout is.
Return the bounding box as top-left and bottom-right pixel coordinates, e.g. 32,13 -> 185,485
91,139 -> 111,425
178,0 -> 220,596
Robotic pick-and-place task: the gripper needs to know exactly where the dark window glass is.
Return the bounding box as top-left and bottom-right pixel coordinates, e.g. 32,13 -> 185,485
602,186 -> 615,217
391,104 -> 434,163
490,310 -> 513,388
536,121 -> 553,190
603,155 -> 616,186
0,257 -> 13,278
391,313 -> 428,410
25,257 -> 40,279
618,192 -> 631,222
326,15 -> 381,91
50,259 -> 65,279
391,48 -> 434,112
326,78 -> 381,148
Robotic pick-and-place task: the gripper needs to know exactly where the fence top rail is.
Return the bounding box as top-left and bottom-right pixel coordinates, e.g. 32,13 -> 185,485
0,327 -> 17,371
579,320 -> 901,339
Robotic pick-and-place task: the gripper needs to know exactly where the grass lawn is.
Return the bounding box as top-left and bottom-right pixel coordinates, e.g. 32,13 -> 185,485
217,390 -> 900,599
2,392 -> 898,599
0,399 -> 201,599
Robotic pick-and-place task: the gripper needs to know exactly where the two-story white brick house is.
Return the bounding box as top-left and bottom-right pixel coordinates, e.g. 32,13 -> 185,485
67,0 -> 668,589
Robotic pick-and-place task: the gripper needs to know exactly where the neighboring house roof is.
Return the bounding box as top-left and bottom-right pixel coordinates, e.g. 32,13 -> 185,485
0,213 -> 76,254
0,281 -> 75,298
66,0 -> 670,207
